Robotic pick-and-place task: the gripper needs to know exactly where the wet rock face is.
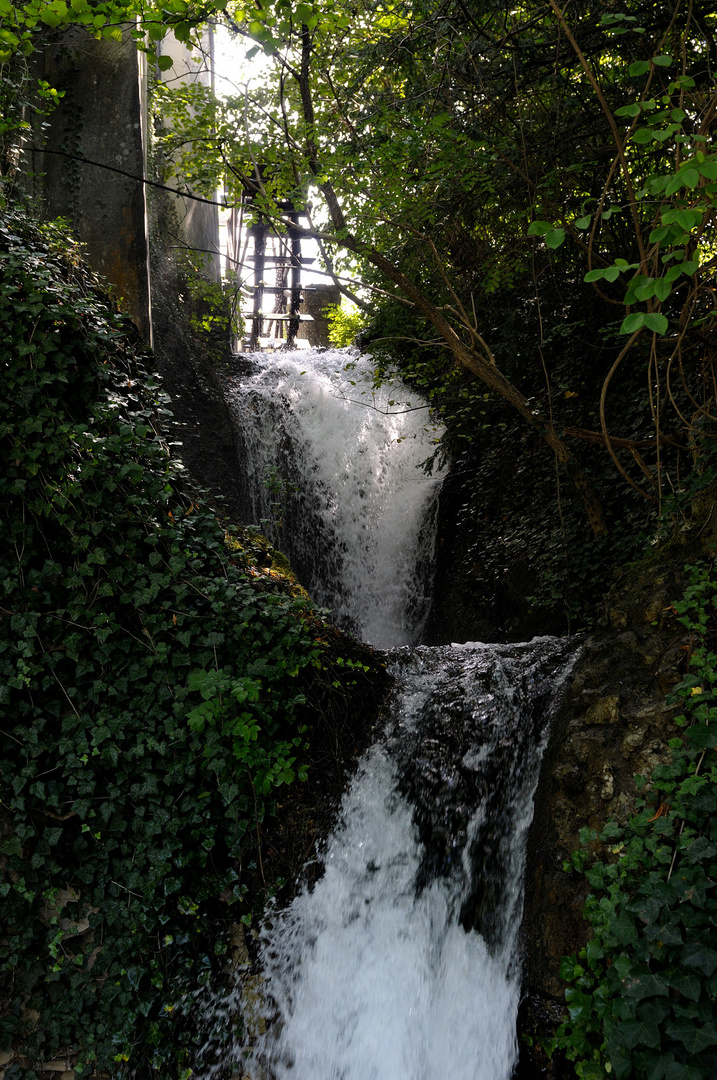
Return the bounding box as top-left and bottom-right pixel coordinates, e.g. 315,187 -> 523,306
517,559 -> 691,1078
388,642 -> 574,950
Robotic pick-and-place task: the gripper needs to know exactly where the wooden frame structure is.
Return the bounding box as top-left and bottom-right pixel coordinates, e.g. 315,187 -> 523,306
243,198 -> 315,349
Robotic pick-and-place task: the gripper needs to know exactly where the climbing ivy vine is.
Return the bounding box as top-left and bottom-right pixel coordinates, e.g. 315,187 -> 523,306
0,208 -> 366,1077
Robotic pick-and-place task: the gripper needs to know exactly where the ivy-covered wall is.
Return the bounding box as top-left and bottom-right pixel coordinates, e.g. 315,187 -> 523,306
0,209 -> 388,1078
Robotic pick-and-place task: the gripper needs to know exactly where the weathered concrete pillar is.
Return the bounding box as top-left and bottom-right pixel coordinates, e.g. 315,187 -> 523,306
155,27 -> 220,282
297,284 -> 341,347
25,26 -> 152,344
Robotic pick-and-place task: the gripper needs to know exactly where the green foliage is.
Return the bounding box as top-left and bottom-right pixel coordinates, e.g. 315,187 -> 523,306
186,275 -> 230,337
181,254 -> 243,358
186,666 -> 309,791
5,0 -> 717,523
0,0 -> 212,63
141,0 -> 717,533
326,301 -> 369,347
0,44 -> 64,196
549,564 -> 717,1078
0,209 -> 338,1076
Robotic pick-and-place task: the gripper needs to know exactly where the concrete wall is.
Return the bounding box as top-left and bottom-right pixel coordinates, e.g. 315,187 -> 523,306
26,26 -> 153,344
20,25 -> 242,517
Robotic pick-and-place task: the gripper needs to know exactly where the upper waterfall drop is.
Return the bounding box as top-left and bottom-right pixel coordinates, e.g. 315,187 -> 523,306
225,347 -> 446,649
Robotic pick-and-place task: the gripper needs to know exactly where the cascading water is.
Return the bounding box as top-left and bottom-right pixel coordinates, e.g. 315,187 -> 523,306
199,348 -> 577,1080
244,639 -> 577,1080
225,347 -> 445,648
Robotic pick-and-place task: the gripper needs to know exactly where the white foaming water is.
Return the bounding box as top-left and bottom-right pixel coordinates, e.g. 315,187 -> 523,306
225,640 -> 578,1080
249,749 -> 518,1080
226,348 -> 445,648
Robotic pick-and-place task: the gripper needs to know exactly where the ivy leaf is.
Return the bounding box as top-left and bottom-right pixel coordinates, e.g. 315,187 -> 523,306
682,942 -> 717,976
662,1064 -> 707,1080
665,1018 -> 717,1053
545,229 -> 566,249
618,1017 -> 662,1050
668,968 -> 702,1001
685,835 -> 717,863
628,894 -> 665,924
629,60 -> 651,76
579,1064 -> 606,1080
693,786 -> 717,812
647,920 -> 683,945
623,970 -> 670,1001
0,834 -> 21,856
610,910 -> 639,946
685,723 -> 717,748
605,1037 -> 633,1080
652,54 -> 673,66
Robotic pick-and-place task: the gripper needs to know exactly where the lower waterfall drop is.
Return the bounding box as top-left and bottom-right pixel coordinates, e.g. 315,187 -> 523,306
231,639 -> 577,1080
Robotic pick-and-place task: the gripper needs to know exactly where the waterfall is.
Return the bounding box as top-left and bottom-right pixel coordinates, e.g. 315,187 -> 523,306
196,640 -> 576,1080
198,349 -> 577,1080
225,347 -> 445,648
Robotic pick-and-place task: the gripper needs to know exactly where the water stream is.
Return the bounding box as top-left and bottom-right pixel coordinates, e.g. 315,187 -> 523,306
226,347 -> 445,648
206,348 -> 576,1079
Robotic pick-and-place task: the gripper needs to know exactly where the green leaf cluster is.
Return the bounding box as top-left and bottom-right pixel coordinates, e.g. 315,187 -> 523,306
325,301 -> 369,347
549,564 -> 717,1079
0,209 -> 339,1076
145,0 -> 717,525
